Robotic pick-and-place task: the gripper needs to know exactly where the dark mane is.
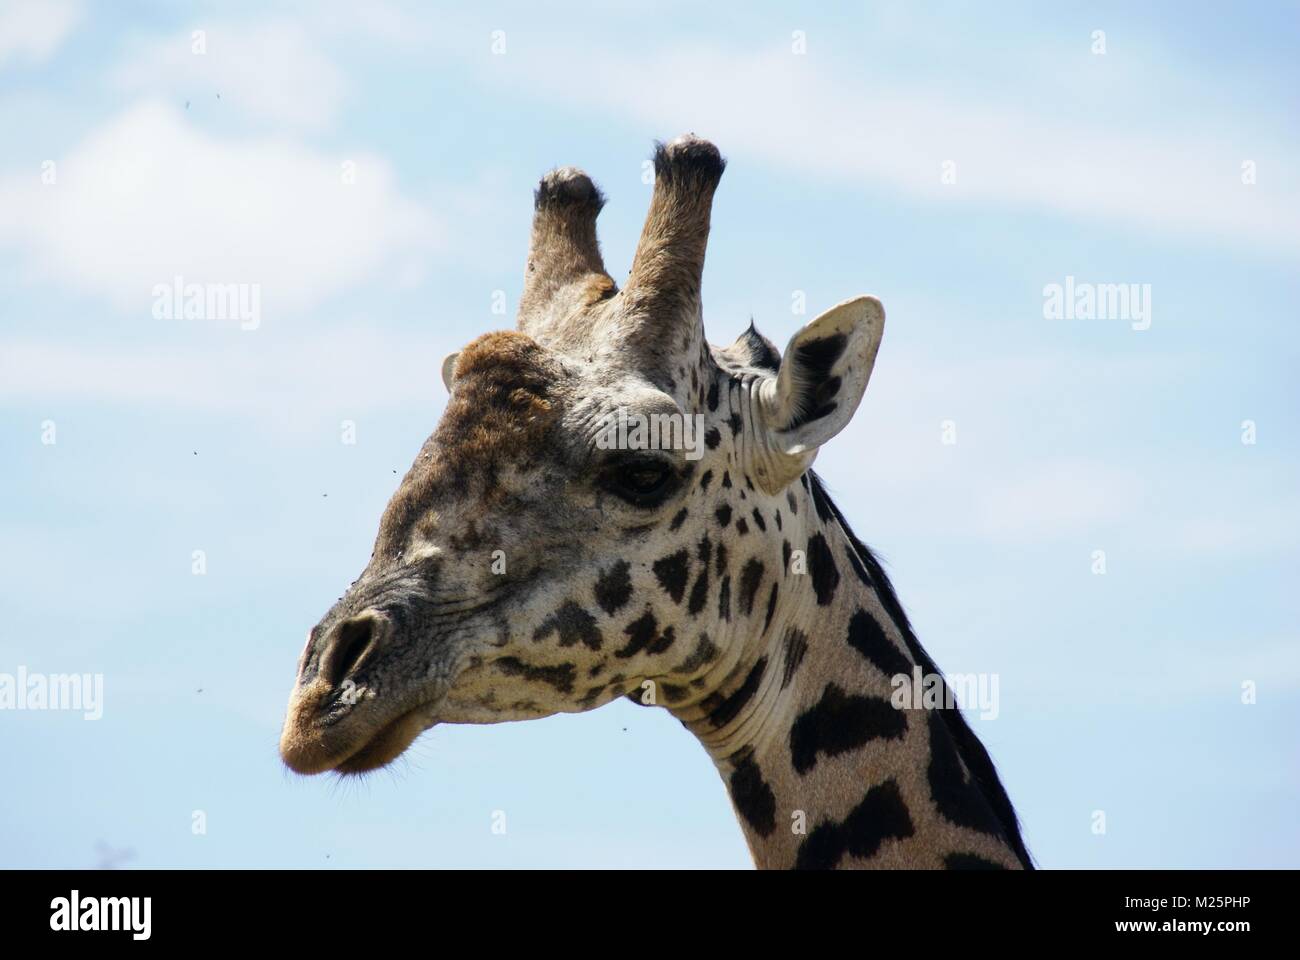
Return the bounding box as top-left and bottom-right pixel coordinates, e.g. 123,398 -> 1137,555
807,471 -> 1034,869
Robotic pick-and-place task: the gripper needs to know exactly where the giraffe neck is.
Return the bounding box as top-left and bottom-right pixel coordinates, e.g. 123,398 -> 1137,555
670,474 -> 1031,870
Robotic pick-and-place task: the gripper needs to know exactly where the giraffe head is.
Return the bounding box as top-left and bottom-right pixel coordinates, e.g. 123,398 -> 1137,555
279,136 -> 884,775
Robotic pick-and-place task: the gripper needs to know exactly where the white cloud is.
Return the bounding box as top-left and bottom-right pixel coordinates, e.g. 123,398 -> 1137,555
0,100 -> 438,314
305,0 -> 431,52
111,19 -> 347,131
0,326 -> 456,423
434,34 -> 1300,256
0,0 -> 81,66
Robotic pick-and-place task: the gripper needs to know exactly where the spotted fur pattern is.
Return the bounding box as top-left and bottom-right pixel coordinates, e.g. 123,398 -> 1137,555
279,135 -> 1031,870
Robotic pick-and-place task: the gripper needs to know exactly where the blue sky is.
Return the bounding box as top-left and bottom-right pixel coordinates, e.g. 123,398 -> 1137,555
1,0 -> 1297,868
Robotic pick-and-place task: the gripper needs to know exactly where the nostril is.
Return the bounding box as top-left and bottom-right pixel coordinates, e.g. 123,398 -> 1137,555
322,615 -> 379,689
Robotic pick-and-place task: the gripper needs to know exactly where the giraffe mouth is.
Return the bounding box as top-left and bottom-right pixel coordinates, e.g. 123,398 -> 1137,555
330,702 -> 439,774
279,681 -> 442,776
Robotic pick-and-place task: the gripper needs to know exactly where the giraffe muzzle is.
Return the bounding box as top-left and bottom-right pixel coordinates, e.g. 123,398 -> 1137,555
279,608 -> 445,775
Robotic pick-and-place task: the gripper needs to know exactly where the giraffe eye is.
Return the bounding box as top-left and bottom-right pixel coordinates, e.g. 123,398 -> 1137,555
601,455 -> 678,507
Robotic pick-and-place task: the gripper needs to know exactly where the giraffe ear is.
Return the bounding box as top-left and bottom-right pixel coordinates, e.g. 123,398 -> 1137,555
441,352 -> 460,391
753,296 -> 885,492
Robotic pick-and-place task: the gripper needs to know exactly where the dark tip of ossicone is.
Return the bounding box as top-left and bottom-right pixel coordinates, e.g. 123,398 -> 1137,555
653,134 -> 726,186
534,166 -> 606,212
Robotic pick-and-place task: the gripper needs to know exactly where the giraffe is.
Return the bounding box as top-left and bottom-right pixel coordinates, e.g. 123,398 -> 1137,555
278,135 -> 1033,870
